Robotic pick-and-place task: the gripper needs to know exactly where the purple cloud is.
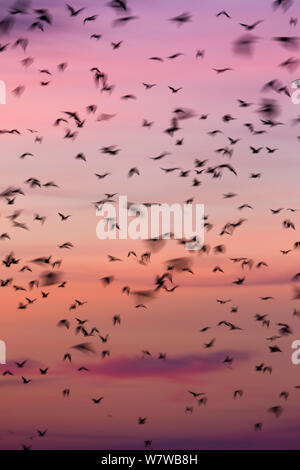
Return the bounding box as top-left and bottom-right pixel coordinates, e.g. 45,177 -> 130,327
85,351 -> 251,380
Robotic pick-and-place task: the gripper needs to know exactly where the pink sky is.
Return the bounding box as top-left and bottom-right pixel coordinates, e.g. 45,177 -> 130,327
1,0 -> 300,450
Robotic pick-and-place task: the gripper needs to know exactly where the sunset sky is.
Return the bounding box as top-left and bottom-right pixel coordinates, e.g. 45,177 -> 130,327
1,0 -> 300,450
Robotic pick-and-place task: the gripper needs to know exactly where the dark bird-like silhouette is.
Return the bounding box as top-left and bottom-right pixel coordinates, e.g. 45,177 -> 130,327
66,4 -> 85,17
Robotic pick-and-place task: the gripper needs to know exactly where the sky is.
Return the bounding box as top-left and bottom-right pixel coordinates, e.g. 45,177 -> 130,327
1,0 -> 300,450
